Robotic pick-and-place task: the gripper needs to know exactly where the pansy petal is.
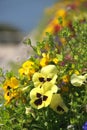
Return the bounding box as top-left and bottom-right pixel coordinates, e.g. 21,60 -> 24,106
11,77 -> 19,88
42,82 -> 58,93
30,87 -> 43,99
4,91 -> 11,101
51,75 -> 57,84
44,91 -> 53,107
51,85 -> 58,93
23,61 -> 34,68
50,94 -> 68,114
41,65 -> 58,76
32,72 -> 45,87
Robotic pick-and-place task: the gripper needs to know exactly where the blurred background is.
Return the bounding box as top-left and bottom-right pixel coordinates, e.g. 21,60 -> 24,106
1,0 -> 86,70
0,0 -> 57,70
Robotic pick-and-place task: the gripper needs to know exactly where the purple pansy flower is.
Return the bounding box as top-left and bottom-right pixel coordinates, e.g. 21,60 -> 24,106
82,122 -> 87,130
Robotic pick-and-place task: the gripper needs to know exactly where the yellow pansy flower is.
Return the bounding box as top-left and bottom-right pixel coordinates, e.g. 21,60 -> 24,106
32,65 -> 58,88
52,58 -> 59,64
50,94 -> 68,114
4,90 -> 18,104
62,75 -> 69,83
22,61 -> 35,70
19,60 -> 35,79
40,53 -> 50,67
30,87 -> 53,109
3,77 -> 19,92
40,53 -> 59,67
70,73 -> 87,87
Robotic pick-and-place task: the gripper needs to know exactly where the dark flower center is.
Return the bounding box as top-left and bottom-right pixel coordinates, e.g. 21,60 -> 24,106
39,77 -> 45,82
7,86 -> 11,90
57,105 -> 64,112
7,92 -> 10,96
47,78 -> 52,81
34,93 -> 48,106
43,95 -> 48,101
39,77 -> 52,82
34,98 -> 42,106
36,93 -> 41,98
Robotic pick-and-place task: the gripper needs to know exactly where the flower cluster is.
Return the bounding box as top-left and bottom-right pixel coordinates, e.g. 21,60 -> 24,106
0,1 -> 87,130
3,77 -> 19,104
39,0 -> 87,40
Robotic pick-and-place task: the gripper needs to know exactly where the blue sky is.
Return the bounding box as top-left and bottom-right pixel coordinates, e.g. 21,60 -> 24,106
0,0 -> 57,34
